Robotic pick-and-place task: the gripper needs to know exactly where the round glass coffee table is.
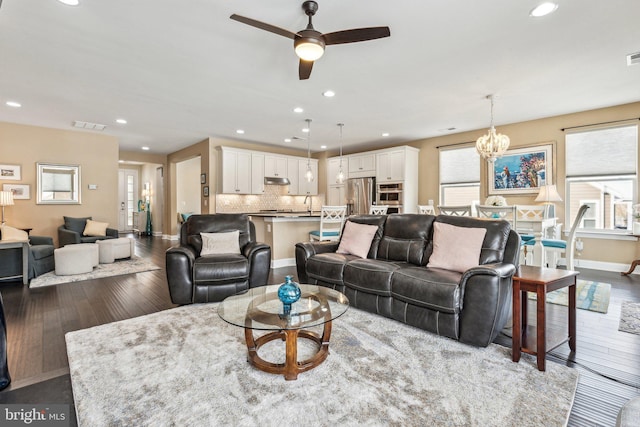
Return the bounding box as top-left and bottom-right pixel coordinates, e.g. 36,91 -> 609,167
218,284 -> 349,380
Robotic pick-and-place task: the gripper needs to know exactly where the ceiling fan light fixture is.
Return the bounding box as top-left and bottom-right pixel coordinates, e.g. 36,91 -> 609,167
294,38 -> 325,61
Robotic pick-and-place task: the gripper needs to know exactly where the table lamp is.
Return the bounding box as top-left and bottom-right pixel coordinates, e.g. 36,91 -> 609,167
535,184 -> 562,218
0,191 -> 14,224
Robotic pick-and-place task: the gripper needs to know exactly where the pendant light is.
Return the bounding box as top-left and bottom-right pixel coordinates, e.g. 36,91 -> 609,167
475,94 -> 510,162
336,123 -> 345,183
304,119 -> 314,182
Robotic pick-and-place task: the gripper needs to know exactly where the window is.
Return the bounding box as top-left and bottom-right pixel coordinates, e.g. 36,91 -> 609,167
565,124 -> 638,233
439,145 -> 480,210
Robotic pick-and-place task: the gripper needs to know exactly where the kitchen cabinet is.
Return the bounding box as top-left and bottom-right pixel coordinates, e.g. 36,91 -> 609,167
376,150 -> 405,183
221,148 -> 251,194
298,159 -> 318,195
251,153 -> 265,194
327,184 -> 346,206
327,157 -> 348,185
286,158 -> 299,195
348,153 -> 376,178
264,155 -> 288,178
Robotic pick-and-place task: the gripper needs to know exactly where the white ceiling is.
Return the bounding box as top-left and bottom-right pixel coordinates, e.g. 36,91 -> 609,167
0,0 -> 639,155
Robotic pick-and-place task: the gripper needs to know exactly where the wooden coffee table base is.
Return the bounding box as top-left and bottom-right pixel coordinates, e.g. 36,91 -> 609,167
244,320 -> 332,380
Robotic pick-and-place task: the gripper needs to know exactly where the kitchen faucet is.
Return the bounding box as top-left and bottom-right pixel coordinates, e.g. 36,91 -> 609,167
304,194 -> 313,214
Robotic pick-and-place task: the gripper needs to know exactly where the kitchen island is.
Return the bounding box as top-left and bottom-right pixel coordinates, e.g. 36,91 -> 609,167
248,212 -> 321,268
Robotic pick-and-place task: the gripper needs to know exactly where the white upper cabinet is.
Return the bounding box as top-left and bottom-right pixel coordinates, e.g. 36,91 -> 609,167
286,158 -> 299,195
251,152 -> 265,194
376,150 -> 405,183
298,159 -> 318,195
264,155 -> 288,178
348,153 -> 376,178
220,148 -> 251,194
327,157 -> 348,185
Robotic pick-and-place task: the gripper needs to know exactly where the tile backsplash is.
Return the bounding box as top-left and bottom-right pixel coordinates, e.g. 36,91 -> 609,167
215,184 -> 324,213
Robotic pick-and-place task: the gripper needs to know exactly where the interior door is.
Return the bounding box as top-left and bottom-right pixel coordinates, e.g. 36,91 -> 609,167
118,168 -> 139,232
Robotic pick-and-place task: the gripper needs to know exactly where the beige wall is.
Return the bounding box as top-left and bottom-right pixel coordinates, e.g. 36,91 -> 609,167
0,121 -> 119,246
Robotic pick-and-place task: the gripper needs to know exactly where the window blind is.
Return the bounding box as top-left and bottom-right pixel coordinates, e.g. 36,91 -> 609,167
439,146 -> 480,184
566,125 -> 638,177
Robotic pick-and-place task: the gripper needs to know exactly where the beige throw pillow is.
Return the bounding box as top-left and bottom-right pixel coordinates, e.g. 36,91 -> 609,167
83,219 -> 109,237
0,224 -> 29,241
336,221 -> 378,259
200,230 -> 241,256
427,222 -> 487,273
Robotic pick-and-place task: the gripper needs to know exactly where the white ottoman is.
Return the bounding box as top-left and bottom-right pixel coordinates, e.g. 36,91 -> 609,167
617,396 -> 640,427
97,237 -> 134,264
54,243 -> 99,276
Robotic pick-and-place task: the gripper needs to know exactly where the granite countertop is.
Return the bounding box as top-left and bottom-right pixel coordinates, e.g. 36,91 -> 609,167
247,211 -> 321,218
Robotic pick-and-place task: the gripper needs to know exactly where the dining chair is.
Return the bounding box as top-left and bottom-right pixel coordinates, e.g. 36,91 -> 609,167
436,205 -> 472,216
309,205 -> 347,242
514,205 -> 548,264
369,205 -> 389,214
417,205 -> 436,215
476,205 -> 517,227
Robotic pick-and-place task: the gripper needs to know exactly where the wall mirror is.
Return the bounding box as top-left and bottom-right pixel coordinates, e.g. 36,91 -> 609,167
37,162 -> 81,204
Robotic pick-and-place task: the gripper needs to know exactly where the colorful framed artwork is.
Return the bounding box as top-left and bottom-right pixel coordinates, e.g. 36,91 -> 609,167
488,143 -> 554,195
0,164 -> 21,181
2,183 -> 30,200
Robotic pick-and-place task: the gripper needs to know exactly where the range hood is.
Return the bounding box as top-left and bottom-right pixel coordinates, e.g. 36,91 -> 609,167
264,177 -> 290,185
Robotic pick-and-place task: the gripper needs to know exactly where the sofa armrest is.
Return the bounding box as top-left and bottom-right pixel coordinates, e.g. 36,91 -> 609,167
58,226 -> 80,247
29,235 -> 54,246
106,228 -> 119,238
295,241 -> 340,283
458,262 -> 516,347
243,241 -> 271,288
165,245 -> 197,304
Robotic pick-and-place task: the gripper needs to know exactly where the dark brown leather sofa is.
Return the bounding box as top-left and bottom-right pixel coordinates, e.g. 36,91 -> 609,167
166,214 -> 271,304
295,214 -> 521,347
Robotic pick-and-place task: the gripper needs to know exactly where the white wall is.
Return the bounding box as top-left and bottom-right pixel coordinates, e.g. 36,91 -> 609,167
176,156 -> 201,216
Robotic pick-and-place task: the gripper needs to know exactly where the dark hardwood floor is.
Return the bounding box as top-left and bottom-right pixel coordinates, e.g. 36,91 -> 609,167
0,235 -> 639,426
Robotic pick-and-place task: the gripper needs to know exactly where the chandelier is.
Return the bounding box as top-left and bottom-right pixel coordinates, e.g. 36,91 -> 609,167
336,123 -> 345,183
476,94 -> 510,162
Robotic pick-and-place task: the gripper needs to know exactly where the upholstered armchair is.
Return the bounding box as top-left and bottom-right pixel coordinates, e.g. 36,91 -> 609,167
165,214 -> 272,304
0,234 -> 55,281
58,216 -> 118,246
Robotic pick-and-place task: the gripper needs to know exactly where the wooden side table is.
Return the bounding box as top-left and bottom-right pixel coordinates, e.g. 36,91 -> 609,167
512,265 -> 579,371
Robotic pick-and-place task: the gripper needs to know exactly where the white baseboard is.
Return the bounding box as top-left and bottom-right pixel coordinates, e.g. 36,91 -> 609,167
162,234 -> 179,241
570,258 -> 637,274
272,258 -> 296,269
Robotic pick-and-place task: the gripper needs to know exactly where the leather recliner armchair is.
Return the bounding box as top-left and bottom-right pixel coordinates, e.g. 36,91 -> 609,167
166,214 -> 271,304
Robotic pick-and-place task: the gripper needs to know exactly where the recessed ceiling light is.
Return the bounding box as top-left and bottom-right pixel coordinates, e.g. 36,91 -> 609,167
142,146 -> 150,151
382,133 -> 390,137
57,0 -> 80,6
293,107 -> 304,113
6,101 -> 21,108
320,145 -> 327,149
116,118 -> 127,124
302,128 -> 310,133
322,90 -> 336,97
284,138 -> 292,143
529,2 -> 558,17
236,129 -> 245,134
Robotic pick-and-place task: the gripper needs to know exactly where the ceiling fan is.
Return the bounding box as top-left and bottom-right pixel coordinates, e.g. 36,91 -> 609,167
230,1 -> 390,80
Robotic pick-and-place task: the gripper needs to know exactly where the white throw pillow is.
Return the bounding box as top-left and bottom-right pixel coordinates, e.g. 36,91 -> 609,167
83,219 -> 109,237
0,224 -> 29,241
200,230 -> 241,256
427,222 -> 487,273
336,221 -> 379,259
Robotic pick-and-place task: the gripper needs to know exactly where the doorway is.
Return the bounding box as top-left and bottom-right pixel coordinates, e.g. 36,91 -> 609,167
118,168 -> 139,232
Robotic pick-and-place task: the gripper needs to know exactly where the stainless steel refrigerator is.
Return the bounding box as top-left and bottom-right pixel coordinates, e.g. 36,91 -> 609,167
346,177 -> 375,215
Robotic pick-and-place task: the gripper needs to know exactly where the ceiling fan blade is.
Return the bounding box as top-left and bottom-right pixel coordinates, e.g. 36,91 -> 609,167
299,60 -> 314,80
230,14 -> 297,39
323,27 -> 391,45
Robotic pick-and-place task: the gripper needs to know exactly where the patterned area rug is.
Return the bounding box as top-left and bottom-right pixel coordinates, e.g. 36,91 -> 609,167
619,301 -> 640,335
29,257 -> 160,288
66,305 -> 579,427
528,279 -> 611,313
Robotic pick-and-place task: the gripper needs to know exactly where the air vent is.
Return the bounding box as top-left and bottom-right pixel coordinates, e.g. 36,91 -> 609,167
627,51 -> 640,66
73,120 -> 107,131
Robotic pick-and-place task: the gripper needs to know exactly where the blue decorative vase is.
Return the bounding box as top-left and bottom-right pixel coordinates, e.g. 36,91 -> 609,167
278,275 -> 301,316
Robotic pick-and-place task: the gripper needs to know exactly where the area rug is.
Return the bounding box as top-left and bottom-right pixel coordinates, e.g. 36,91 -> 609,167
29,257 -> 160,288
528,279 -> 611,313
66,305 -> 579,427
618,301 -> 640,335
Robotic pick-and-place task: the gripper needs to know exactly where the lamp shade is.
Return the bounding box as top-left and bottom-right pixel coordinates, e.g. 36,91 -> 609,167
0,191 -> 14,207
535,184 -> 563,203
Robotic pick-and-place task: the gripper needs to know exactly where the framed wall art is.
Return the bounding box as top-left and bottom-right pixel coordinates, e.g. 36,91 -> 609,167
488,143 -> 554,195
2,183 -> 30,200
0,164 -> 21,181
